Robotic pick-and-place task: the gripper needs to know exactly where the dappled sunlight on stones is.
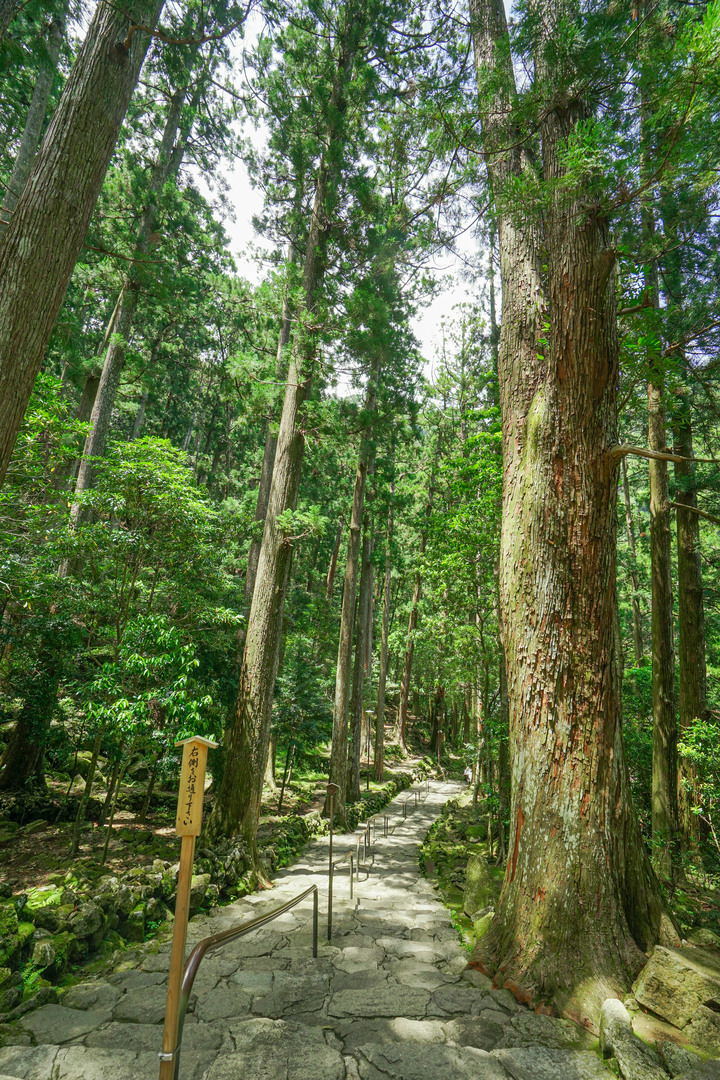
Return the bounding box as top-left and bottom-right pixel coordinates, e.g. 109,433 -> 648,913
205,1017 -> 345,1080
19,1004 -> 111,1044
0,782 -> 619,1079
491,1047 -> 613,1080
354,1041 -> 510,1079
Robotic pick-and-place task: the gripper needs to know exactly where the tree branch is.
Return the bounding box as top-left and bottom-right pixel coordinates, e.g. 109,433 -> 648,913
118,0 -> 253,52
670,502 -> 720,528
662,318 -> 720,358
607,445 -> 716,465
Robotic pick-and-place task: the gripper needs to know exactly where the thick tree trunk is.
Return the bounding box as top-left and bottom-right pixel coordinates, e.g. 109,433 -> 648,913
246,429 -> 278,602
0,1 -> 67,232
621,457 -> 645,666
496,649 -> 509,863
348,524 -> 373,803
373,486 -> 393,781
0,0 -> 164,487
470,0 -> 666,1024
203,24 -> 360,861
245,260 -> 295,602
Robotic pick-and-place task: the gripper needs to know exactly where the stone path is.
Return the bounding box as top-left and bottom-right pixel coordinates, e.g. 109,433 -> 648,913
0,780 -> 613,1080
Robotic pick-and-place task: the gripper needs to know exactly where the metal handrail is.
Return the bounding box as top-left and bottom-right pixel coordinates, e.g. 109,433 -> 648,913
355,820 -> 373,867
328,849 -> 354,940
401,789 -> 419,817
164,883 -> 318,1080
370,812 -> 390,838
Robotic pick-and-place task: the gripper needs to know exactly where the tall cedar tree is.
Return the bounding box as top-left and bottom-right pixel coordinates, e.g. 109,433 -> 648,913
468,0 -> 668,1023
0,0 -> 164,486
204,0 -> 369,863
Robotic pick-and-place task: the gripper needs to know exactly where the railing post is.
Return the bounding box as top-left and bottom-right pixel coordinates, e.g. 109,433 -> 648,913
349,853 -> 354,899
326,783 -> 338,942
159,734 -> 217,1080
312,887 -> 318,958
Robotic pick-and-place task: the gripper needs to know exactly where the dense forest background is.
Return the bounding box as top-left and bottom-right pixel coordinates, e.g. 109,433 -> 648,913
0,0 -> 719,1021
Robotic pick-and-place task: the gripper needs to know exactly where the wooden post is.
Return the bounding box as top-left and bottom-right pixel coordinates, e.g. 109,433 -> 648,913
158,735 -> 217,1080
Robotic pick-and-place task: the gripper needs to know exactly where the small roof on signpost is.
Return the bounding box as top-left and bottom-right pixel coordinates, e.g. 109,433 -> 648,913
174,735 -> 219,749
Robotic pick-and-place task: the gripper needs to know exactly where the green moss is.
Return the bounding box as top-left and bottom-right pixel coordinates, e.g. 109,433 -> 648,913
25,885 -> 63,914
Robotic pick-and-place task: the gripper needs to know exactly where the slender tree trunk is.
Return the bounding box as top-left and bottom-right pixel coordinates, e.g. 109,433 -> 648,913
0,0 -> 164,487
325,521 -> 344,600
396,471 -> 434,747
659,194 -> 707,851
621,457 -> 645,666
68,76 -> 202,526
131,389 -> 149,440
0,636 -> 62,791
396,570 -> 421,748
673,389 -> 707,853
470,0 -> 667,1023
100,739 -> 136,865
648,369 -> 678,876
264,730 -> 278,792
0,0 -> 18,37
639,7 -> 677,879
373,484 -> 394,781
203,23 -> 361,862
0,0 -> 68,232
348,524 -> 373,803
327,470 -> 364,817
70,722 -> 106,855
100,751 -> 123,827
325,364 -> 379,821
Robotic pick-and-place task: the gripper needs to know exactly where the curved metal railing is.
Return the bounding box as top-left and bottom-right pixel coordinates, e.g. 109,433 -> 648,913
160,883 -> 318,1080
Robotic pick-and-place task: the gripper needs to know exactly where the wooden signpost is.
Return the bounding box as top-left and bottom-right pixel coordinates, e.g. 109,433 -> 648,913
158,735 -> 217,1080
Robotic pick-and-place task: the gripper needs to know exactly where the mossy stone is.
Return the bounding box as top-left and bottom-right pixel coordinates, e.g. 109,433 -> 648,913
25,885 -> 62,915
121,903 -> 146,942
49,931 -> 79,972
473,911 -> 494,941
462,854 -> 500,919
17,922 -> 34,947
0,903 -> 18,941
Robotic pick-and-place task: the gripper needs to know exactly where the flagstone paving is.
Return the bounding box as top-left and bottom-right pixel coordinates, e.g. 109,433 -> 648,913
0,780 -> 613,1080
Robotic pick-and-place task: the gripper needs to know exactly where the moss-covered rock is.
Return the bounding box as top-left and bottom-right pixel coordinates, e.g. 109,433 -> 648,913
68,903 -> 103,942
24,885 -> 62,916
32,902 -> 74,934
0,904 -> 20,970
463,855 -> 500,919
189,874 -> 210,916
473,910 -> 494,941
30,939 -> 56,973
0,967 -> 23,1012
119,903 -> 145,942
